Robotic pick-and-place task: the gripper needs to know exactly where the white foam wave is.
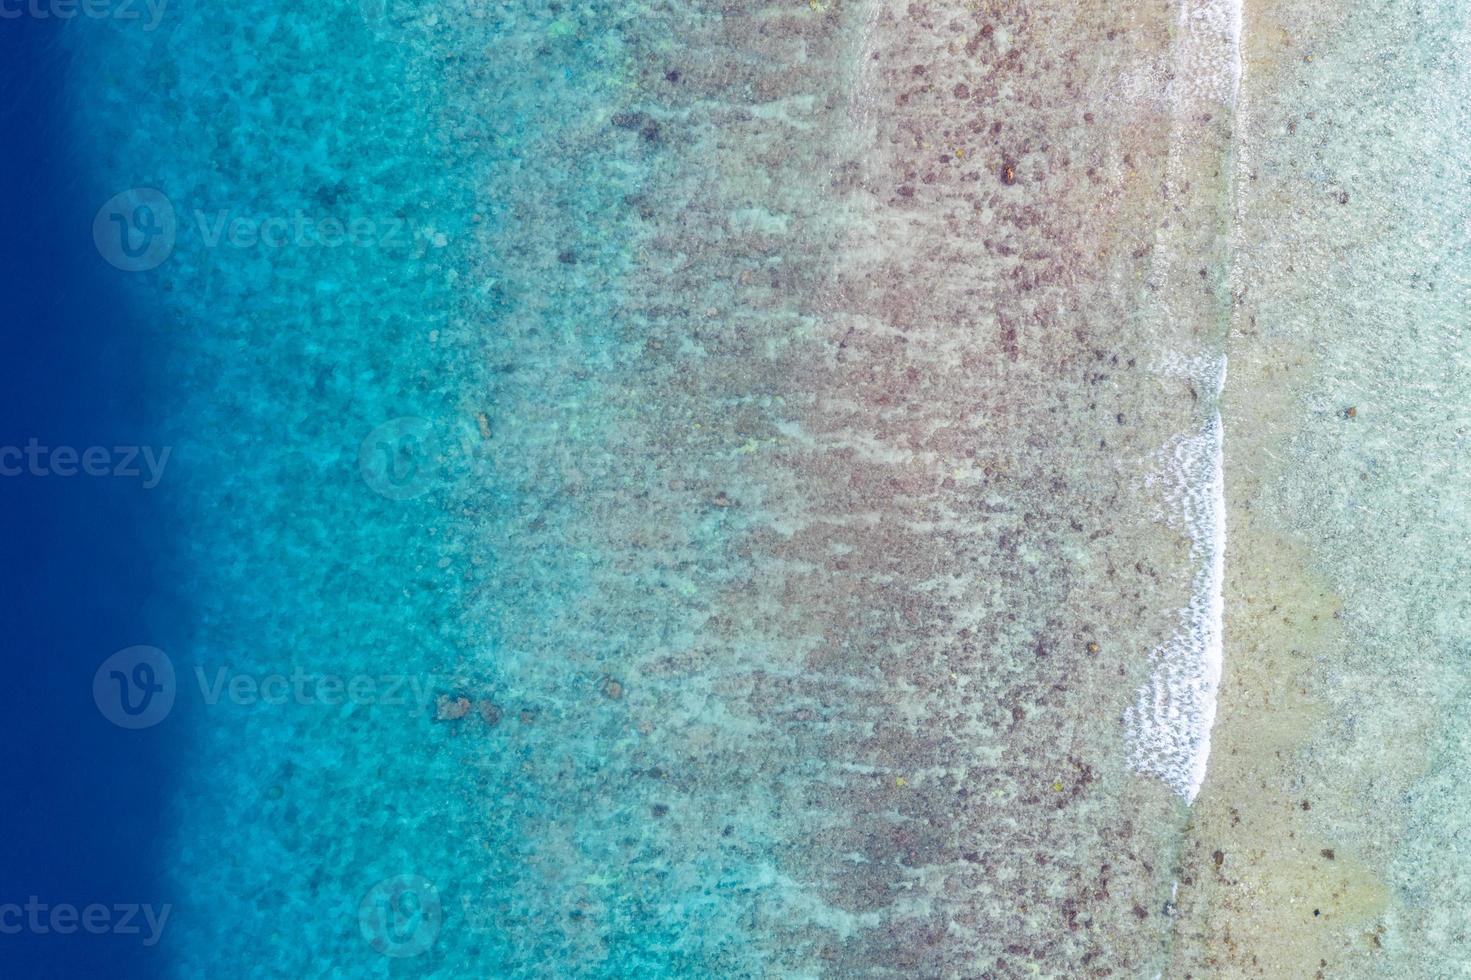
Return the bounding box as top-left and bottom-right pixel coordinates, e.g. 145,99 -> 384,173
1175,0 -> 1244,106
1125,381 -> 1226,802
1125,0 -> 1241,803
1107,0 -> 1243,113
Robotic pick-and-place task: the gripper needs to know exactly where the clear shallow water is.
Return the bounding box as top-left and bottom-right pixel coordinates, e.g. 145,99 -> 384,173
67,2 -> 487,974
27,0 -> 1471,977
1182,0 -> 1471,973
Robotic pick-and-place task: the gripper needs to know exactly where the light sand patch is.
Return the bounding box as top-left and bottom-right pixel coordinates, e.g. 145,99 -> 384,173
1170,516 -> 1393,977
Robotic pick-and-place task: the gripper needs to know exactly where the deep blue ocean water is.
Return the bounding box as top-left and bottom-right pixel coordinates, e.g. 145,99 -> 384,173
0,16 -> 178,980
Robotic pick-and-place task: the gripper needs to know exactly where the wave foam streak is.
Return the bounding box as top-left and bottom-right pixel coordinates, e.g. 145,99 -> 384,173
1126,360 -> 1227,802
1124,0 -> 1241,802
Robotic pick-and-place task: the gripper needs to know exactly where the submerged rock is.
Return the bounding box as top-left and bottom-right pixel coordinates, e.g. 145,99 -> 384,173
434,695 -> 471,721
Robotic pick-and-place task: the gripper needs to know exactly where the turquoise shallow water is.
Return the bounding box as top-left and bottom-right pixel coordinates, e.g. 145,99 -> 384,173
73,1 -> 784,973
70,2 -> 489,974
60,0 -> 1471,976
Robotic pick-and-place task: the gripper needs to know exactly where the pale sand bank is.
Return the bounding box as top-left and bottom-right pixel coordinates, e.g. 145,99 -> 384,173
1171,0 -> 1471,975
